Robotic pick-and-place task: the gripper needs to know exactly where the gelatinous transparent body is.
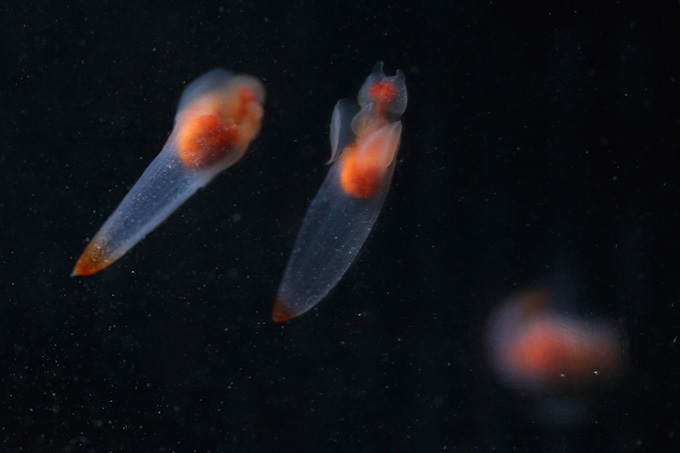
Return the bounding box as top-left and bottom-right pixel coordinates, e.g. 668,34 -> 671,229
274,62 -> 407,321
73,69 -> 265,276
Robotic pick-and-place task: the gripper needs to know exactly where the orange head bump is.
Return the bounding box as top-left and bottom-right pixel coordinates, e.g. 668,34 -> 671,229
369,80 -> 398,114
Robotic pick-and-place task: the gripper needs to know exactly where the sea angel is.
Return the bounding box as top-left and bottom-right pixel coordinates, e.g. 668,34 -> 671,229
73,69 -> 265,276
274,62 -> 407,321
487,289 -> 624,392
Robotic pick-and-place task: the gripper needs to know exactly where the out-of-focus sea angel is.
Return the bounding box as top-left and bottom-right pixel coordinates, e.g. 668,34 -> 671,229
487,289 -> 625,393
273,62 -> 407,321
72,69 -> 265,276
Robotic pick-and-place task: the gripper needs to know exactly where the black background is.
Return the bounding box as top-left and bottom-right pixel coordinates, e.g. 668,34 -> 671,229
1,0 -> 679,451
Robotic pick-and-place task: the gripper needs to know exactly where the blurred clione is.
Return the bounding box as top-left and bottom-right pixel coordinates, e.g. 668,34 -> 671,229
486,288 -> 627,426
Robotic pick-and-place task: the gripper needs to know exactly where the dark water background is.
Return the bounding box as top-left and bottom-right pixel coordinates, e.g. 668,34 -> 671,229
1,0 -> 678,450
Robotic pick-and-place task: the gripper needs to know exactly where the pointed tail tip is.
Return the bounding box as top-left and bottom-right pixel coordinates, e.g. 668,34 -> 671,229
272,296 -> 297,323
71,251 -> 111,277
71,259 -> 99,277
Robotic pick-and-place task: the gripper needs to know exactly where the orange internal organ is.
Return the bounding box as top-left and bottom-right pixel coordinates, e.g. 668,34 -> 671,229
510,319 -> 619,382
339,144 -> 385,199
176,83 -> 263,170
177,113 -> 239,169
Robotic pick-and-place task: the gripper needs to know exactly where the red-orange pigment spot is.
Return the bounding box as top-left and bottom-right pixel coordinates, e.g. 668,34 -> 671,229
72,241 -> 112,276
339,145 -> 383,199
237,86 -> 259,116
272,296 -> 296,322
177,114 -> 239,169
369,80 -> 397,115
511,320 -> 619,383
511,323 -> 572,380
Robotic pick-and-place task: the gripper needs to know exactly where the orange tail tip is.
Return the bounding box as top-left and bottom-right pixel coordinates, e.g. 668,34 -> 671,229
72,241 -> 113,276
272,296 -> 297,322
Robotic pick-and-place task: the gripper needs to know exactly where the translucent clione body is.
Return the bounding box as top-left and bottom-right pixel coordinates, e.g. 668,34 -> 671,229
73,69 -> 265,276
274,62 -> 407,321
487,289 -> 624,393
